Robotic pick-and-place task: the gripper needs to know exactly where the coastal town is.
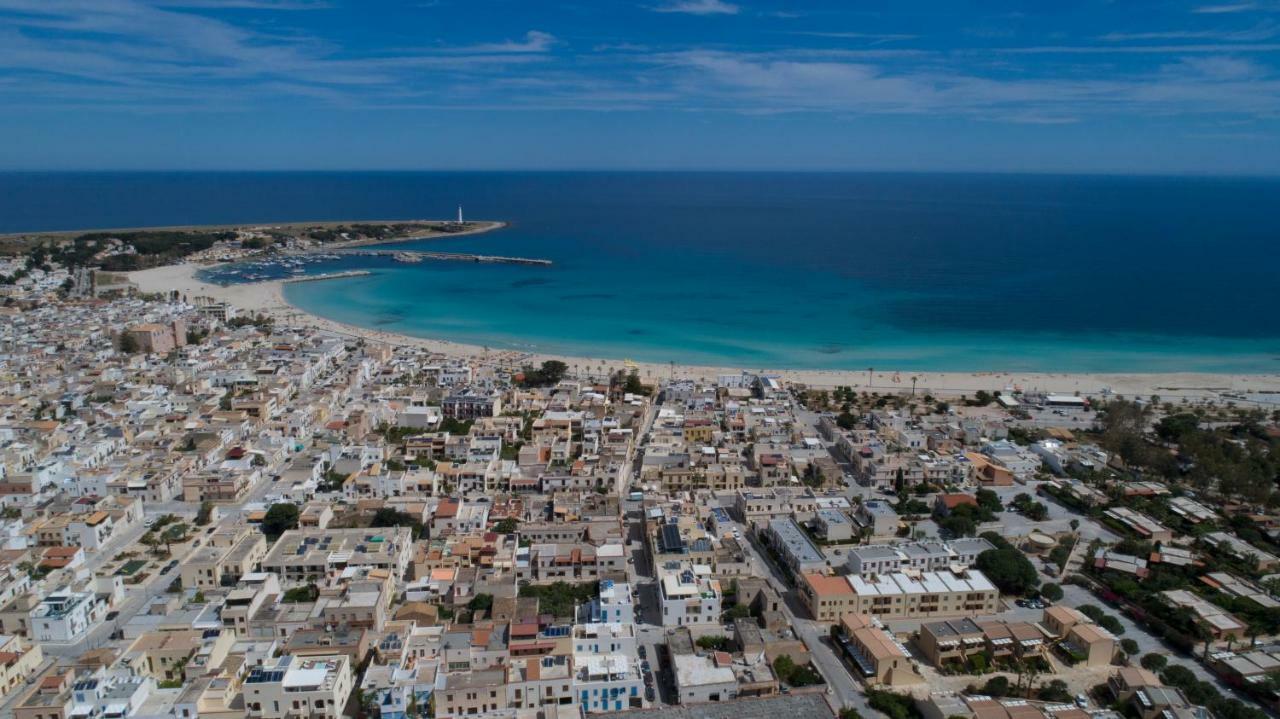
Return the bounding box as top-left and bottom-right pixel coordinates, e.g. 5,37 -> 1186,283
1,229 -> 1279,719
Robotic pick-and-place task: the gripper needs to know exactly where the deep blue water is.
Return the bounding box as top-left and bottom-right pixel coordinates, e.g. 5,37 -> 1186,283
3,171 -> 1279,372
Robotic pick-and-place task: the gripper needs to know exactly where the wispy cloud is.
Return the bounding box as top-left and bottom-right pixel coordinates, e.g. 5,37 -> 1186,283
650,0 -> 739,16
449,31 -> 559,54
648,48 -> 1280,120
996,42 -> 1280,53
787,31 -> 918,44
2,0 -> 1280,131
152,0 -> 332,8
1099,21 -> 1279,42
1193,3 -> 1258,13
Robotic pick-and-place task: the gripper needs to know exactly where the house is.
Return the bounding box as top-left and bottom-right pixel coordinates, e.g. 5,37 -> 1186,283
836,614 -> 922,686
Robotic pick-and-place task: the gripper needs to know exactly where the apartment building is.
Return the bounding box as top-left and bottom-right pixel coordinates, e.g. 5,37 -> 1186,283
28,591 -> 107,643
845,538 -> 994,577
658,562 -> 722,627
842,568 -> 999,619
244,654 -> 354,719
800,573 -> 859,622
182,528 -> 268,590
260,527 -> 413,585
763,518 -> 827,574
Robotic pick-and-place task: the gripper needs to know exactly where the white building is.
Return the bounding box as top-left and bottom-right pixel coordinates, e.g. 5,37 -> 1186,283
672,653 -> 737,704
573,652 -> 643,713
658,562 -> 722,628
582,579 -> 634,624
29,590 -> 107,643
573,623 -> 638,656
243,654 -> 354,719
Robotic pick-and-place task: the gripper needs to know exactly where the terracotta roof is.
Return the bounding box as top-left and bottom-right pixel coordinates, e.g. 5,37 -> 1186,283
804,573 -> 854,598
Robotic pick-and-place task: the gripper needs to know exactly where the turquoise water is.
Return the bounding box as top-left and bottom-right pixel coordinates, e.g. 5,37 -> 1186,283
4,172 -> 1278,372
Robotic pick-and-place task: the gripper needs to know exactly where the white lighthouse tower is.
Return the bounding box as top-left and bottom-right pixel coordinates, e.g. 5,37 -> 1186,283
456,206 -> 464,224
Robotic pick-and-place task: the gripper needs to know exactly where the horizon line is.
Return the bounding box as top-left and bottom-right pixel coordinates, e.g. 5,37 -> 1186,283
2,167 -> 1280,179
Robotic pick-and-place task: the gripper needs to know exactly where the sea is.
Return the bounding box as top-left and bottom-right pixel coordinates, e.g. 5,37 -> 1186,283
3,171 -> 1278,373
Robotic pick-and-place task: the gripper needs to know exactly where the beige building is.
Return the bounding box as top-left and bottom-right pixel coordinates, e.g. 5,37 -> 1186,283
14,671 -> 74,719
123,321 -> 186,354
436,669 -> 509,718
800,573 -> 859,622
0,635 -> 43,699
837,614 -> 922,686
260,527 -> 413,585
182,527 -> 267,590
124,628 -> 236,683
843,568 -> 999,619
1043,606 -> 1117,667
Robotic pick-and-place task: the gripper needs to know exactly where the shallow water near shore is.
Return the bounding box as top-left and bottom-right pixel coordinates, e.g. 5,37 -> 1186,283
6,171 -> 1280,372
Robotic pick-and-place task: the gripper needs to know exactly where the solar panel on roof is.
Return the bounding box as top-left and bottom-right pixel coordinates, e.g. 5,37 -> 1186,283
660,525 -> 685,552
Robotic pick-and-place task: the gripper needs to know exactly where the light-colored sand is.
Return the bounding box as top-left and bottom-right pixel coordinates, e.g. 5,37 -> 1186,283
130,263 -> 1280,402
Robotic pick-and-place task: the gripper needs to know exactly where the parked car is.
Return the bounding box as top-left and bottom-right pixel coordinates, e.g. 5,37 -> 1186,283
105,611 -> 119,621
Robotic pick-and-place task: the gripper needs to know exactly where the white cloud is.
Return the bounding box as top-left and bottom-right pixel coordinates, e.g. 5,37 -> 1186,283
997,42 -> 1280,53
651,0 -> 739,16
787,31 -> 918,44
1193,3 -> 1258,13
449,31 -> 559,54
1100,21 -> 1279,42
650,49 -> 1280,120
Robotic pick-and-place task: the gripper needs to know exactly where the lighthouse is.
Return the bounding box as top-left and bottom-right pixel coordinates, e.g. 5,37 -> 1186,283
457,206 -> 464,224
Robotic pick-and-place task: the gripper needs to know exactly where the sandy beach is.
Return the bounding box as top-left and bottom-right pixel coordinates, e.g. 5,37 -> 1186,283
129,262 -> 1280,403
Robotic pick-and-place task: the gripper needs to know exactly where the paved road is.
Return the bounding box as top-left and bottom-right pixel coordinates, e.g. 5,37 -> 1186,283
733,525 -> 876,718
616,394 -> 659,497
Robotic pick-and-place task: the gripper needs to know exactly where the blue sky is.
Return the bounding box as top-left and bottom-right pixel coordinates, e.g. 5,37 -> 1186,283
2,0 -> 1280,173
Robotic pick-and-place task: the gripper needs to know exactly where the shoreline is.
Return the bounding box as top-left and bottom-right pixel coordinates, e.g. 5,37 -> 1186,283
129,263 -> 1280,402
1,218 -> 505,242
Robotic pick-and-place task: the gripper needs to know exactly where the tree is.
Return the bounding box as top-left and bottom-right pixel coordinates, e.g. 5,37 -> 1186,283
975,489 -> 1003,514
981,675 -> 1010,697
1141,653 -> 1168,672
1121,638 -> 1140,655
696,635 -> 730,651
467,593 -> 494,613
836,412 -> 857,430
1040,583 -> 1064,601
262,503 -> 299,539
195,501 -> 213,526
976,547 -> 1040,596
118,332 -> 139,354
1037,679 -> 1071,703
518,360 -> 568,387
1099,615 -> 1126,636
493,517 -> 519,535
624,370 -> 646,395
